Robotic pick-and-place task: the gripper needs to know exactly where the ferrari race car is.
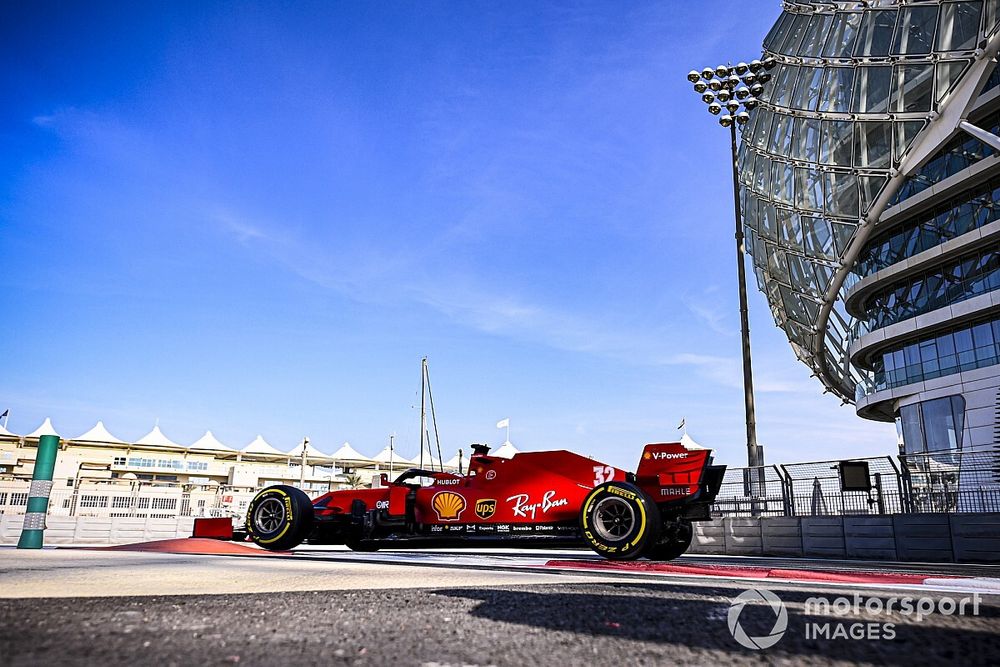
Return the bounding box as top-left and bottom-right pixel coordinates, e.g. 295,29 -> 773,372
245,441 -> 725,560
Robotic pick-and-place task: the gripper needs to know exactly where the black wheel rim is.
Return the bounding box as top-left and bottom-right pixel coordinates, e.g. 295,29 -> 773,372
253,497 -> 286,534
593,496 -> 635,542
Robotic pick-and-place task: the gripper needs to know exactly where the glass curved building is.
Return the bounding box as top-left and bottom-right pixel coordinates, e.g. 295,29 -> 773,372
738,1 -> 1000,457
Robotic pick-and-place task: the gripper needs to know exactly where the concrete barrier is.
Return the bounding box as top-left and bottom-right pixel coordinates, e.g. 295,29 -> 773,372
844,516 -> 897,560
893,513 -> 953,561
761,517 -> 802,556
688,518 -> 725,554
801,517 -> 846,558
723,517 -> 763,555
950,513 -> 1000,562
0,515 -> 206,545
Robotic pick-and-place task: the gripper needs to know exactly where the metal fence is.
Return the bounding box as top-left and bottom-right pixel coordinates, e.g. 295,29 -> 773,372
0,483 -> 259,520
714,448 -> 1000,517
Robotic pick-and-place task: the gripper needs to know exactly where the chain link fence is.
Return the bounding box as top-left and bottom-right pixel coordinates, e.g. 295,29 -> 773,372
714,448 -> 1000,517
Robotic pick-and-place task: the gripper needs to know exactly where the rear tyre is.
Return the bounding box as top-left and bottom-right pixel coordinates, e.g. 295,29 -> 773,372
246,485 -> 314,551
580,482 -> 659,560
644,520 -> 693,561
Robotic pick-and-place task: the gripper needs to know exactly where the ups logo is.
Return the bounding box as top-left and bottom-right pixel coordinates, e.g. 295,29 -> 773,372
475,499 -> 497,520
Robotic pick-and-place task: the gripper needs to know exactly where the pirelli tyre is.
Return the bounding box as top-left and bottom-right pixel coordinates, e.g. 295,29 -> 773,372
644,520 -> 693,561
580,482 -> 660,560
246,485 -> 314,551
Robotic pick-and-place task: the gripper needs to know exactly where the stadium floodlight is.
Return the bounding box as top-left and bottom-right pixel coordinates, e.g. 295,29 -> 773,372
686,58 -> 772,474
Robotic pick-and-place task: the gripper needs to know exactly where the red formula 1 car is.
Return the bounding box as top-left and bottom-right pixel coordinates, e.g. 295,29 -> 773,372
245,441 -> 725,560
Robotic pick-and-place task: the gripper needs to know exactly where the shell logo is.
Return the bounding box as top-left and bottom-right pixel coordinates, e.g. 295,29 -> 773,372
643,452 -> 652,460
431,491 -> 466,521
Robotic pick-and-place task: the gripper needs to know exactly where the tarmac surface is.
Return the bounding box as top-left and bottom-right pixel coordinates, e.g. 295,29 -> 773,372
2,545 -> 1000,665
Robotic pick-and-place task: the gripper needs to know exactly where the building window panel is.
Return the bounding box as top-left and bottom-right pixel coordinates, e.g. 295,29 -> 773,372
894,120 -> 926,163
799,14 -> 834,58
818,68 -> 854,113
787,253 -> 816,287
754,155 -> 772,197
791,66 -> 824,111
825,172 -> 860,218
769,113 -> 794,154
853,66 -> 892,113
935,60 -> 972,105
860,174 -> 888,211
794,166 -> 823,212
778,13 -> 812,55
779,285 -> 811,325
777,206 -> 804,250
771,66 -> 800,108
936,1 -> 984,51
764,12 -> 796,52
767,244 -> 790,283
810,259 -> 835,289
892,6 -> 939,54
745,195 -> 759,232
760,202 -> 778,241
803,216 -> 836,260
989,0 -> 1000,30
854,9 -> 899,57
794,118 -> 822,163
823,12 -> 864,58
772,161 -> 795,205
752,109 -> 773,150
891,64 -> 934,113
855,121 -> 893,169
821,119 -> 854,166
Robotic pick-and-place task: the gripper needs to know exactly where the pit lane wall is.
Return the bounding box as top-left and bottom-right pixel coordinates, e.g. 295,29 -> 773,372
0,515 -> 195,545
689,514 -> 1000,563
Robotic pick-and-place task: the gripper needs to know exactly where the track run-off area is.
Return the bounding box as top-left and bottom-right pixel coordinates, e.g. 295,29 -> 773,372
4,538 -> 998,596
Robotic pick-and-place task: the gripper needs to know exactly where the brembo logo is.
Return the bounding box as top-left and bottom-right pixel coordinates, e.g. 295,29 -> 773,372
650,452 -> 688,460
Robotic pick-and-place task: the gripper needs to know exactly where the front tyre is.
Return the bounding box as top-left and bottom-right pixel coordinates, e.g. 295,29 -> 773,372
246,485 -> 314,551
580,482 -> 659,560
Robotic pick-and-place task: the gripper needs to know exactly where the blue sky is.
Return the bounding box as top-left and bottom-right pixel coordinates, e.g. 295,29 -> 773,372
0,1 -> 896,468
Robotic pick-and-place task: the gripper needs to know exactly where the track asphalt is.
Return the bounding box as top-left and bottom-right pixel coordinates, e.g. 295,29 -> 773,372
2,582 -> 999,666
2,545 -> 1000,665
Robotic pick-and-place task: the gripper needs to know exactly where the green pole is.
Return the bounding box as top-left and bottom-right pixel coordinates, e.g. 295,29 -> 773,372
17,434 -> 59,549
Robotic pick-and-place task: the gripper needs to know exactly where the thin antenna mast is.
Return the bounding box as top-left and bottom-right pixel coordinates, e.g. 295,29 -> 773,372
419,357 -> 427,470
424,360 -> 445,472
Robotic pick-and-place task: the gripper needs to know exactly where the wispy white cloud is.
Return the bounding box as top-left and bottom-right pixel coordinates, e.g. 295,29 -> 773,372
215,212 -> 810,395
683,288 -> 734,337
216,212 -> 268,243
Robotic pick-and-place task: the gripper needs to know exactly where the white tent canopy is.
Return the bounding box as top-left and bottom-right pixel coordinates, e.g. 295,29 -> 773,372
287,440 -> 333,460
372,445 -> 412,464
412,446 -> 441,468
680,433 -> 705,450
72,421 -> 126,444
189,430 -> 236,452
492,440 -> 519,459
0,422 -> 16,437
136,425 -> 181,448
443,451 -> 463,470
27,418 -> 59,439
241,435 -> 286,457
331,442 -> 373,461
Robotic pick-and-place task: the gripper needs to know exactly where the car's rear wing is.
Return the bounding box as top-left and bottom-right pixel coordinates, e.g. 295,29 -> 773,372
634,442 -> 725,507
